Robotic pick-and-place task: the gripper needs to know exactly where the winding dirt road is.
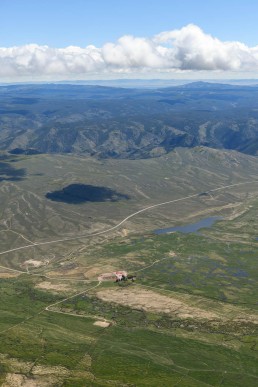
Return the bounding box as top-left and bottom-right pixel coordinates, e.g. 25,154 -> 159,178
1,179 -> 257,259
1,179 -> 258,327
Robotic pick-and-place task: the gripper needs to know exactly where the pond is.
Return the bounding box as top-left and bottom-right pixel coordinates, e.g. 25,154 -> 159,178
154,216 -> 222,235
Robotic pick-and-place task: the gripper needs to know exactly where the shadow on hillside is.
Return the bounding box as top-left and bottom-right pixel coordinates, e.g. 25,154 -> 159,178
0,161 -> 26,182
46,183 -> 130,204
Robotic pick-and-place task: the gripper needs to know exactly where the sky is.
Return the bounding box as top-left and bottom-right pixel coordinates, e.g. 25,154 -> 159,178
1,0 -> 258,82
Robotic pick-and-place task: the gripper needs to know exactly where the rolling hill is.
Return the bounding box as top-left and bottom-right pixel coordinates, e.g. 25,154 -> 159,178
1,82 -> 258,158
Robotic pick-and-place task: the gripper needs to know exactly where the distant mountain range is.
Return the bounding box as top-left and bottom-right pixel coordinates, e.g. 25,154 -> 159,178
1,82 -> 258,159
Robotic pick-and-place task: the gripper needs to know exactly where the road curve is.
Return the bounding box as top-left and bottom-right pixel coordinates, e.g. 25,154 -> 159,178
1,179 -> 258,258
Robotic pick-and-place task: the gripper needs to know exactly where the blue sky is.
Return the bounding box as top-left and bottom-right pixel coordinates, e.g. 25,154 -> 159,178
1,0 -> 258,81
1,0 -> 258,47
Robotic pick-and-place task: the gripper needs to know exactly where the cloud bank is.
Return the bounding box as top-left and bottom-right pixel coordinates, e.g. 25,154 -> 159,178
1,24 -> 258,79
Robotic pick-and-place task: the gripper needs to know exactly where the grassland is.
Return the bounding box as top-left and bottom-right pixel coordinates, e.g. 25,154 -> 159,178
0,147 -> 258,386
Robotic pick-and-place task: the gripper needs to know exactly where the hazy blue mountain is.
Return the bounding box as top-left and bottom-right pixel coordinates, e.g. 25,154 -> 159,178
1,82 -> 258,158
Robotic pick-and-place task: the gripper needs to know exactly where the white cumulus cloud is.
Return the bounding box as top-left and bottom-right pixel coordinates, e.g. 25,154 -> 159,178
1,24 -> 258,80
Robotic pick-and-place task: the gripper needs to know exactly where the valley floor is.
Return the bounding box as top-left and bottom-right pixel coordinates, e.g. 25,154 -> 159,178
0,148 -> 258,386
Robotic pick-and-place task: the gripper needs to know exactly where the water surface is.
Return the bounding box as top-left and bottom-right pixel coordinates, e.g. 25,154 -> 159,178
154,216 -> 222,235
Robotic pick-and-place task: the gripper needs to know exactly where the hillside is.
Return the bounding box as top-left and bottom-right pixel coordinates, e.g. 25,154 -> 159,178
1,82 -> 258,158
0,148 -> 258,386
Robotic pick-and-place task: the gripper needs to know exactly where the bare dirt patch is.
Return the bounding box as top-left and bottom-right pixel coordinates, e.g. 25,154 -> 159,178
23,260 -> 46,268
0,272 -> 19,279
97,286 -> 258,324
120,228 -> 128,237
0,354 -> 32,374
3,373 -> 37,387
0,356 -> 70,386
35,282 -> 71,292
2,373 -> 54,387
31,365 -> 69,376
93,321 -> 111,328
96,287 -> 220,321
46,267 -> 80,278
83,266 -> 103,279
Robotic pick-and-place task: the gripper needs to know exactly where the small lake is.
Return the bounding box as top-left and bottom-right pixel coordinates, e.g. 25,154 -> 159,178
154,216 -> 222,235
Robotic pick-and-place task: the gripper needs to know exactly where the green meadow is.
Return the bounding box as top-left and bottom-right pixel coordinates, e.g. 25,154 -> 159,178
1,149 -> 258,385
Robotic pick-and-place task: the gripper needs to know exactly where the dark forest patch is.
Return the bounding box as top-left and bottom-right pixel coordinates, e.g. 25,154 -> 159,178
159,99 -> 185,105
46,183 -> 130,204
9,148 -> 41,155
0,109 -> 30,115
11,97 -> 39,104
